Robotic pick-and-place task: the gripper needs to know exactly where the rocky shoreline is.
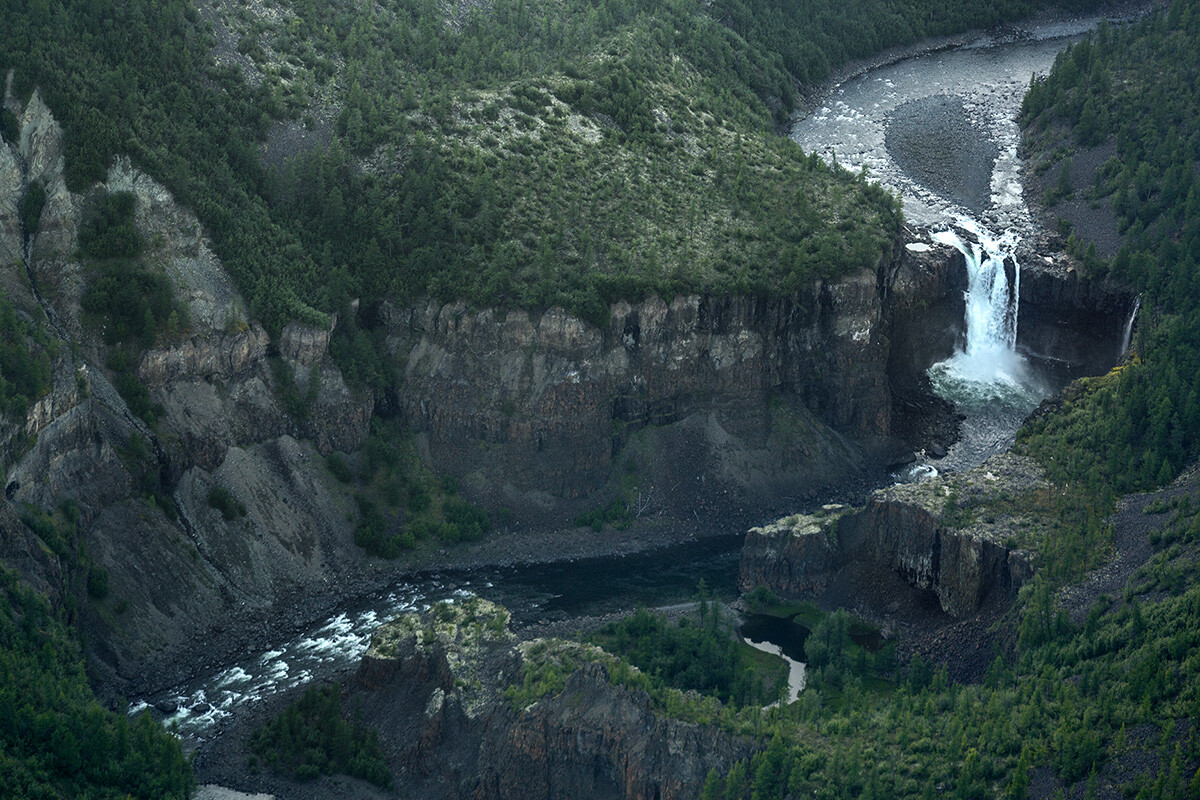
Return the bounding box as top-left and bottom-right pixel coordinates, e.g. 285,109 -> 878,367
789,0 -> 1162,126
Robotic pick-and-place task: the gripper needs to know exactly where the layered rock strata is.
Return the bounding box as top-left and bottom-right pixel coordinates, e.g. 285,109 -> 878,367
740,453 -> 1041,617
387,258 -> 922,518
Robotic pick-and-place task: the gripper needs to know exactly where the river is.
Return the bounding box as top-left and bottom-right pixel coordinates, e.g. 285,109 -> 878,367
137,534 -> 743,747
791,11 -> 1134,474
143,12 -> 1129,752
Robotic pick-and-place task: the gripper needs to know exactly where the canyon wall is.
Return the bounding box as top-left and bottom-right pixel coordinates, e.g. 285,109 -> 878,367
386,268 -> 905,520
1,88 -> 375,699
2,81 -> 1125,703
740,452 -> 1041,618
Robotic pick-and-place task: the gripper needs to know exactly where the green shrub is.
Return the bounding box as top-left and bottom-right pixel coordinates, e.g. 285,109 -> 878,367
325,452 -> 353,483
250,685 -> 391,789
19,179 -> 46,234
0,566 -> 193,798
86,566 -> 109,600
0,107 -> 17,143
207,486 -> 247,520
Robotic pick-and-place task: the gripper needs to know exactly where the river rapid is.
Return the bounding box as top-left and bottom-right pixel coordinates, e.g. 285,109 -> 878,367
147,12 -> 1133,754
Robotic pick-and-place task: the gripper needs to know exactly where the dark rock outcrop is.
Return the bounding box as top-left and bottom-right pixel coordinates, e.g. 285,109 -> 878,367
347,600 -> 756,800
740,453 -> 1040,617
1017,255 -> 1135,373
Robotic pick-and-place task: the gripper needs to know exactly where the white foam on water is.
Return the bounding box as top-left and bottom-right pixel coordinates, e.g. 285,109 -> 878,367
216,667 -> 251,687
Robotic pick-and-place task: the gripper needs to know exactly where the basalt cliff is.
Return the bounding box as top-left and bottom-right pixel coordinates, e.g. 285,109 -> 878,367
739,452 -> 1044,618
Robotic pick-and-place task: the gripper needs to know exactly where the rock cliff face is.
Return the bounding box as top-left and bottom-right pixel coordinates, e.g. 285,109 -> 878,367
1,85 -> 374,698
346,600 -> 756,800
1018,256 -> 1136,373
388,254 -> 935,519
740,453 -> 1041,617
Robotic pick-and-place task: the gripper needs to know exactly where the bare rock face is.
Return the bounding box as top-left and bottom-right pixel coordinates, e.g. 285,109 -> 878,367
0,130 -> 22,267
348,600 -> 756,800
391,268 -> 897,517
740,453 -> 1040,617
279,319 -> 333,367
138,326 -> 271,386
0,94 -> 374,699
739,505 -> 857,597
484,661 -> 754,800
108,156 -> 249,334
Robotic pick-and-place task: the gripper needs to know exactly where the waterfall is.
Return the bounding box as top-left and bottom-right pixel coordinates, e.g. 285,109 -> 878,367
928,218 -> 1029,388
921,218 -> 1046,472
932,218 -> 1021,356
1120,295 -> 1141,356
916,214 -> 1053,475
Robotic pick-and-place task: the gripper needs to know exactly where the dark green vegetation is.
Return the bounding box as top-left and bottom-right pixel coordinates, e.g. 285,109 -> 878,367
507,600 -> 788,718
588,600 -> 785,707
207,486 -> 247,521
0,568 -> 192,799
0,292 -> 54,421
76,190 -> 187,428
708,501 -> 1200,800
1018,1 -> 1200,497
716,0 -> 1104,88
17,498 -> 144,622
2,0 -> 1182,797
18,180 -> 45,237
338,419 -> 492,557
0,0 -> 1105,341
79,191 -> 188,351
250,684 -> 392,788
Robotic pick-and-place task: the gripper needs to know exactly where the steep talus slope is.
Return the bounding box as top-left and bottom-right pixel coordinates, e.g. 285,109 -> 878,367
1,87 -> 374,698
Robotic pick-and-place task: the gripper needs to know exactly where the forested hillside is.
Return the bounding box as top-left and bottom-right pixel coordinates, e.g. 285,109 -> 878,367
1018,1 -> 1200,495
1,0 -> 1104,342
0,568 -> 192,798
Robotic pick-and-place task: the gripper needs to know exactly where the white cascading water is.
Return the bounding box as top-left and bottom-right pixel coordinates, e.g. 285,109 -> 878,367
928,218 -> 1037,398
1121,294 -> 1141,356
921,218 -> 1048,472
